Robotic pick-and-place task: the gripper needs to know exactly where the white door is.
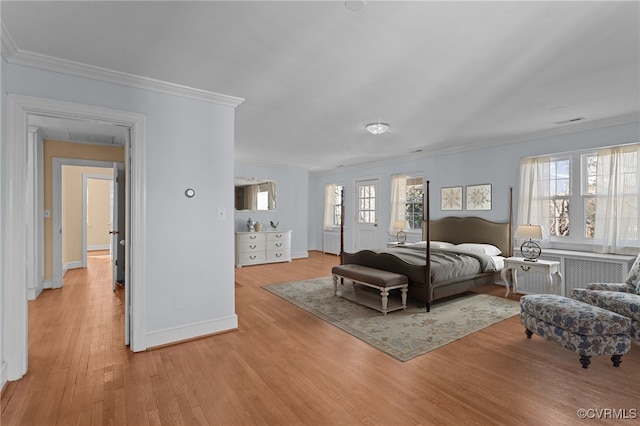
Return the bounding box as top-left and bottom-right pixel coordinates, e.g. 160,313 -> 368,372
355,179 -> 379,250
110,161 -> 128,345
110,163 -> 126,288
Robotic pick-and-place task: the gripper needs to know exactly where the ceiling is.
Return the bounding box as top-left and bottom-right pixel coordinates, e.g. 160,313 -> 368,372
2,1 -> 639,171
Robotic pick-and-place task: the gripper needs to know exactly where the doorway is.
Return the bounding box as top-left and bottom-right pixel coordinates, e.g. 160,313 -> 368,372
354,178 -> 379,250
4,95 -> 148,382
53,160 -> 124,290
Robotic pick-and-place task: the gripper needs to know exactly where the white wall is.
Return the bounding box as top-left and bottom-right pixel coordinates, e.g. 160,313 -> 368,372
234,162 -> 309,259
1,60 -> 238,368
309,121 -> 640,253
1,57 -> 6,389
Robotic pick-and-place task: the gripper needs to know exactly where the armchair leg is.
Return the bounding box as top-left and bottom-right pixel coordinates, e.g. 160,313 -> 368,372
611,355 -> 623,367
580,355 -> 591,369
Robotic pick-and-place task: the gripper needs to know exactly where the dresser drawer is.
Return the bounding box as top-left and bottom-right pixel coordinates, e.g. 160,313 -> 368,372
266,239 -> 290,250
267,232 -> 290,242
238,251 -> 266,265
267,250 -> 291,262
237,232 -> 266,244
237,239 -> 266,253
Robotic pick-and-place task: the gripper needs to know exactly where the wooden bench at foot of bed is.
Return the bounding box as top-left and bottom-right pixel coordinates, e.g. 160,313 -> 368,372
331,264 -> 408,315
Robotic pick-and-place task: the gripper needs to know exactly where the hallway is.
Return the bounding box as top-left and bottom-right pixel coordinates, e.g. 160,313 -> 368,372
2,252 -> 129,424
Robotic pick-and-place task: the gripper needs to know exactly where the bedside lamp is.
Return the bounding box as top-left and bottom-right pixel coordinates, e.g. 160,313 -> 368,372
393,220 -> 408,245
515,224 -> 543,262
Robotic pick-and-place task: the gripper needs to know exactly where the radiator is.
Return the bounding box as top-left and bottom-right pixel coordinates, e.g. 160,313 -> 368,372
323,231 -> 340,255
513,249 -> 636,296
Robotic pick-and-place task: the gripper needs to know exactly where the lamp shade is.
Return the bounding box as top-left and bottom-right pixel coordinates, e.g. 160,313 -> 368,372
515,224 -> 543,240
393,220 -> 408,231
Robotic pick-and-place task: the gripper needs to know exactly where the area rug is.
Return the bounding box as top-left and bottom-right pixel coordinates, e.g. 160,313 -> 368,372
263,276 -> 521,362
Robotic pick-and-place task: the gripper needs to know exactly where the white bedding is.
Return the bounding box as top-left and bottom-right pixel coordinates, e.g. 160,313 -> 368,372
406,241 -> 506,270
491,256 -> 505,271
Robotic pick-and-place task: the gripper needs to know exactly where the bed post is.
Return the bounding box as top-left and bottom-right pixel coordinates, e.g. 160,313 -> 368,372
425,180 -> 431,312
509,186 -> 513,257
339,186 -> 345,265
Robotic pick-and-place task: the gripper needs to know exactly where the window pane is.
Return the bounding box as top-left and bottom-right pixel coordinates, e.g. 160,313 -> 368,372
405,182 -> 423,229
587,176 -> 597,195
585,154 -> 598,195
549,198 -> 570,236
557,159 -> 570,177
585,197 -> 596,238
556,178 -> 570,196
549,158 -> 571,196
257,191 -> 268,210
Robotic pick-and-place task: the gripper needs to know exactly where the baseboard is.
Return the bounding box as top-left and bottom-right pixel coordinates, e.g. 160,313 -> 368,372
64,261 -> 83,272
87,245 -> 110,251
43,279 -> 52,290
0,361 -> 8,396
145,315 -> 239,349
27,280 -> 44,300
292,251 -> 309,260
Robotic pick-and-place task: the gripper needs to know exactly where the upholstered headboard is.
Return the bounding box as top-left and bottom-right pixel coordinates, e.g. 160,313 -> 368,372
423,216 -> 512,257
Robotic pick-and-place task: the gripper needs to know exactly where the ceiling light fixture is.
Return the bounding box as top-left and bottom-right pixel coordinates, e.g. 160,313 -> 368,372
366,122 -> 389,135
345,1 -> 365,12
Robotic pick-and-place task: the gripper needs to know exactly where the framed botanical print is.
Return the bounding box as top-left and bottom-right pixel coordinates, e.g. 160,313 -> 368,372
441,186 -> 463,211
466,184 -> 491,210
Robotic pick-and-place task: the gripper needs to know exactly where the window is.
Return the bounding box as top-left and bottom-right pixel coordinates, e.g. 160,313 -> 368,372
389,174 -> 423,234
405,176 -> 424,230
549,157 -> 571,237
256,190 -> 269,211
582,153 -> 597,238
323,183 -> 343,229
519,143 -> 640,254
358,183 -> 376,224
593,144 -> 640,253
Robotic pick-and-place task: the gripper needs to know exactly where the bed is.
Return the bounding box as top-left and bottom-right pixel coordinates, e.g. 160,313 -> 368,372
340,182 -> 513,311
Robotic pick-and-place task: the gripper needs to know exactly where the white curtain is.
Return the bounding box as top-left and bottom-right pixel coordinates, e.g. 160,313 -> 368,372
517,156 -> 550,239
267,181 -> 277,210
594,143 -> 640,254
389,174 -> 407,235
245,184 -> 258,210
323,183 -> 337,230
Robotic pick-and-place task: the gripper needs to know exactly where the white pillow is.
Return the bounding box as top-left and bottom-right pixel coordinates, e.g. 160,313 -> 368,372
405,241 -> 427,248
430,241 -> 455,249
455,243 -> 502,256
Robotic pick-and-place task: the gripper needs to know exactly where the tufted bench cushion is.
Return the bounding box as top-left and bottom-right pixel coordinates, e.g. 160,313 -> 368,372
331,264 -> 408,315
332,264 -> 408,288
520,294 -> 632,368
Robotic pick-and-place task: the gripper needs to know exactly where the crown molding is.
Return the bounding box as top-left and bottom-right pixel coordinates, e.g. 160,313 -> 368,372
1,22 -> 244,108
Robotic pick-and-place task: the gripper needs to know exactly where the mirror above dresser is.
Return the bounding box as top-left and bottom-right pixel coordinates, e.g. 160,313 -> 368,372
234,177 -> 277,211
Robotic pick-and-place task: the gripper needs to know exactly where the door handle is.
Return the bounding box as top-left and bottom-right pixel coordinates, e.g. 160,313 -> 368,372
109,230 -> 119,235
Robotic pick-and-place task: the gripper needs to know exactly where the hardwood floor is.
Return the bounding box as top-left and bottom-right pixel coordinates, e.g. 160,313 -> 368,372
2,251 -> 639,425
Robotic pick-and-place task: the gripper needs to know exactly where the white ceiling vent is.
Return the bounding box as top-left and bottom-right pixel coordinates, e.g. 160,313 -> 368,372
553,117 -> 586,125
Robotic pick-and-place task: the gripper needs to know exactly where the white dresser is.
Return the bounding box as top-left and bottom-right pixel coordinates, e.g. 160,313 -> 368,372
235,230 -> 292,268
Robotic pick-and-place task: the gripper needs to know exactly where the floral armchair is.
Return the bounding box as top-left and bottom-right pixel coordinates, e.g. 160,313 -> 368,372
571,253 -> 640,343
585,253 -> 640,294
